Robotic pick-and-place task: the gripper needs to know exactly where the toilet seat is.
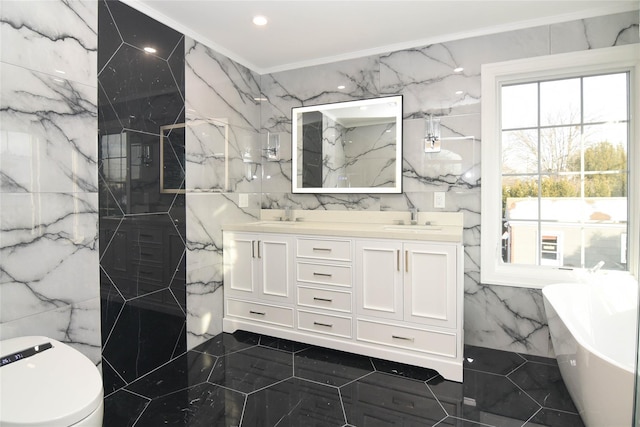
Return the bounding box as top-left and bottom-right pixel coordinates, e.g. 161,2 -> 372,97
0,336 -> 103,427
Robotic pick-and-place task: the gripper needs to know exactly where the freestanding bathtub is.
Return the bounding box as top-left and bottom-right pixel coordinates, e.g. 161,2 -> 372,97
543,278 -> 638,427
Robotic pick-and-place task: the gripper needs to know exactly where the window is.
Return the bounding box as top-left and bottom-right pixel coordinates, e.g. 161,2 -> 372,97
481,45 -> 639,287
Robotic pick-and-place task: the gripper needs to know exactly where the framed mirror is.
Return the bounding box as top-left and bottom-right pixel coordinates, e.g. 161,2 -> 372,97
292,95 -> 403,193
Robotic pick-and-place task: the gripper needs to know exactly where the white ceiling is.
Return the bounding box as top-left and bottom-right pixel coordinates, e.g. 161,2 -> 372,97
123,0 -> 638,74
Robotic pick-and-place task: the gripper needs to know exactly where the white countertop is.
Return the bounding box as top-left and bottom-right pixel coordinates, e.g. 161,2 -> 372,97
223,210 -> 463,243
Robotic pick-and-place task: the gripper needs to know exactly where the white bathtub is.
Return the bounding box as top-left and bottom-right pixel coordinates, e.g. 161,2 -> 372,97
543,278 -> 638,427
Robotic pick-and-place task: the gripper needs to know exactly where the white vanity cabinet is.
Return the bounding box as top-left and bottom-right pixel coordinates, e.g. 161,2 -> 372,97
355,240 -> 461,361
223,232 -> 295,328
356,240 -> 457,328
222,217 -> 464,382
295,237 -> 354,339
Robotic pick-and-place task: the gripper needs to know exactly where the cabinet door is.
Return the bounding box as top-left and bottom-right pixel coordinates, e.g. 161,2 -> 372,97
258,235 -> 293,301
404,243 -> 457,328
356,240 -> 403,320
224,233 -> 256,294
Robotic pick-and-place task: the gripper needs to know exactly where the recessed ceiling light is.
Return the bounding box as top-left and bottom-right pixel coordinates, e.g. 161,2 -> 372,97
143,46 -> 157,54
337,85 -> 346,90
455,90 -> 464,95
253,15 -> 268,26
54,69 -> 66,75
453,67 -> 464,73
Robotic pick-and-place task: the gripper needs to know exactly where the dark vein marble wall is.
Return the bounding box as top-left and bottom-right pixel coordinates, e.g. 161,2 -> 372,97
97,0 -> 186,394
0,1 -> 100,363
184,38 -> 262,348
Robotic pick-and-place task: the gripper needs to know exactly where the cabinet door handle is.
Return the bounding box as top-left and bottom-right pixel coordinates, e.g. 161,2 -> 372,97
313,272 -> 332,278
313,297 -> 333,302
313,321 -> 333,328
257,240 -> 261,258
396,250 -> 400,271
392,335 -> 415,342
405,250 -> 409,273
312,247 -> 331,252
251,240 -> 256,258
249,310 -> 265,316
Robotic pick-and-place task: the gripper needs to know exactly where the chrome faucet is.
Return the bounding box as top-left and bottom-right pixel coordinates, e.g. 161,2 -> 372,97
589,260 -> 605,273
283,206 -> 293,222
410,208 -> 418,225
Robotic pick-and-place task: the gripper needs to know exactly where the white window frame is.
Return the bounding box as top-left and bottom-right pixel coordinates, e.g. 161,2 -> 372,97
481,44 -> 639,288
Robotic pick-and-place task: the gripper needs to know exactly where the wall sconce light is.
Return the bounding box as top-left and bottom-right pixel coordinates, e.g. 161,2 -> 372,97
141,144 -> 152,166
265,133 -> 280,161
425,114 -> 441,153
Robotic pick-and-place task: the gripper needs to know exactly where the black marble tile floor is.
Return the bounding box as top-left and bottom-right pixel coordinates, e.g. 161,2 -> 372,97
103,331 -> 584,427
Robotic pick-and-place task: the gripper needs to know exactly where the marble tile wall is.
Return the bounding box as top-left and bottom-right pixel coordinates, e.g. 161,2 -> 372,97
257,11 -> 639,357
181,9 -> 638,356
97,0 -> 187,394
0,1 -> 100,362
184,38 -> 262,348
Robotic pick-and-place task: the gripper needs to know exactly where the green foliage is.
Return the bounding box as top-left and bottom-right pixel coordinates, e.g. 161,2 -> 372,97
502,141 -> 627,211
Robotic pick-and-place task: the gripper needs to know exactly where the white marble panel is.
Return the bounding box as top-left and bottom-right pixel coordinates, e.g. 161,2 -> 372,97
261,192 -> 381,211
185,118 -> 230,191
0,0 -> 97,87
185,37 -> 261,133
380,27 -> 548,118
0,296 -> 102,364
464,284 -> 551,357
551,11 -> 640,54
0,62 -> 98,193
259,57 -> 381,196
0,192 -> 99,323
185,192 -> 260,349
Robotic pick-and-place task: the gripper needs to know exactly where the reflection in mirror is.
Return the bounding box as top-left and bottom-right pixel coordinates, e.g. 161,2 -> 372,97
292,96 -> 403,193
160,123 -> 186,194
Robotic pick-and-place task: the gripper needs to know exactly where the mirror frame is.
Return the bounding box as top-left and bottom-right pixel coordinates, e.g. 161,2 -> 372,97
291,95 -> 403,194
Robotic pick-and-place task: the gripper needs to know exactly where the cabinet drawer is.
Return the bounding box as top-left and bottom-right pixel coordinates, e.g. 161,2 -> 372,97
298,310 -> 352,338
297,286 -> 352,313
297,238 -> 351,261
226,299 -> 293,328
131,263 -> 163,283
134,227 -> 163,244
131,245 -> 163,263
297,262 -> 352,287
357,320 -> 457,358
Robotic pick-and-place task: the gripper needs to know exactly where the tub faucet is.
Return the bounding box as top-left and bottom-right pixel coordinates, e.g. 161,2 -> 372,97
588,260 -> 605,273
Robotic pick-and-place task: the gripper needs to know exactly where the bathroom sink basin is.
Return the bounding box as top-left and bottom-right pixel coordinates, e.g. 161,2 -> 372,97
383,225 -> 442,232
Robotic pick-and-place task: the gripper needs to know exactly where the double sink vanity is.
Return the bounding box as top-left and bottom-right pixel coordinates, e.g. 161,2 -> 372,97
222,210 -> 464,381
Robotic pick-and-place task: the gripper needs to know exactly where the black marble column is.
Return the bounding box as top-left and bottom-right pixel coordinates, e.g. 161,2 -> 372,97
98,0 -> 186,394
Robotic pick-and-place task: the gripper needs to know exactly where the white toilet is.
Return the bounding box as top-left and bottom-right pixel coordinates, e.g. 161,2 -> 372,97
0,336 -> 104,427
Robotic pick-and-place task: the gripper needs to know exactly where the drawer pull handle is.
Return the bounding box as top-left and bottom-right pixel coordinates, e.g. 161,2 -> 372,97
312,247 -> 331,252
249,310 -> 265,316
313,272 -> 332,277
313,297 -> 333,302
392,396 -> 415,408
313,321 -> 333,328
392,335 -> 414,342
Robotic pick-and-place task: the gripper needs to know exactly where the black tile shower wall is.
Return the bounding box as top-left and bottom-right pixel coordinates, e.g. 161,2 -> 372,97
98,0 -> 187,395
